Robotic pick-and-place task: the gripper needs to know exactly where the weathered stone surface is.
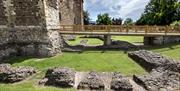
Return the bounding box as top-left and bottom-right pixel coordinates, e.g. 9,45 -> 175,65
0,0 -> 8,25
128,50 -> 180,72
77,72 -> 105,90
40,67 -> 76,87
0,0 -> 84,60
128,50 -> 180,91
144,36 -> 180,45
0,0 -> 66,61
0,64 -> 36,83
12,0 -> 43,26
111,72 -> 133,91
80,39 -> 88,46
133,69 -> 180,91
63,35 -> 76,41
0,64 -> 11,72
59,0 -> 83,25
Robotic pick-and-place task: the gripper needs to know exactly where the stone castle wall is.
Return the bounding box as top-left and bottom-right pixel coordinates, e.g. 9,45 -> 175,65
0,0 -> 63,61
12,0 -> 43,26
73,0 -> 83,25
59,0 -> 83,25
0,0 -> 83,61
0,0 -> 8,25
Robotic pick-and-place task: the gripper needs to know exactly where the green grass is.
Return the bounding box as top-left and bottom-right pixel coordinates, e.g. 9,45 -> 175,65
112,36 -> 144,43
0,36 -> 180,91
10,51 -> 146,75
0,80 -> 75,91
148,44 -> 180,60
67,36 -> 103,45
68,36 -> 144,46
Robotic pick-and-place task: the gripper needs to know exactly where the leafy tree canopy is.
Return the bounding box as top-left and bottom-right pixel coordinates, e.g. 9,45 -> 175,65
83,10 -> 91,25
96,13 -> 112,25
136,0 -> 180,25
112,18 -> 123,25
170,20 -> 180,26
124,18 -> 134,25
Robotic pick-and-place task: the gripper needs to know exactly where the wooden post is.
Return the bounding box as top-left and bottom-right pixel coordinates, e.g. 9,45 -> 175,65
165,25 -> 168,35
119,26 -> 122,32
145,25 -> 148,34
126,26 -> 129,33
135,26 -> 137,33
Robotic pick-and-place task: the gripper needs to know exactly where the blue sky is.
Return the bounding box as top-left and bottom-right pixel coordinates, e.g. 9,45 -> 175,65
84,0 -> 150,22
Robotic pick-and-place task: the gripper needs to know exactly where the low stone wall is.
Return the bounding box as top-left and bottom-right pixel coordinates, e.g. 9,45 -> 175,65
0,26 -> 63,61
144,36 -> 180,45
39,67 -> 139,91
128,50 -> 180,91
133,68 -> 180,91
128,50 -> 180,72
0,64 -> 36,83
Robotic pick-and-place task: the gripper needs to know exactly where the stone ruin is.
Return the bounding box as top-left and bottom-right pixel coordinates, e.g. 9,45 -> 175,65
0,50 -> 178,91
39,67 -> 76,87
128,50 -> 180,91
38,50 -> 180,91
39,68 -> 134,91
133,68 -> 180,91
0,64 -> 36,83
77,72 -> 105,90
0,0 -> 63,61
0,0 -> 83,62
111,72 -> 133,91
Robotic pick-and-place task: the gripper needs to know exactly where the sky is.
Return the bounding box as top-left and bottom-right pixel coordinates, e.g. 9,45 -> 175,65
84,0 -> 150,22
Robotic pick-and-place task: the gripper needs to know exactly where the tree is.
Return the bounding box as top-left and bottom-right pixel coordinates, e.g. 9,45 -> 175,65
123,18 -> 133,25
170,20 -> 180,26
112,18 -> 123,25
83,10 -> 90,25
136,0 -> 180,25
96,13 -> 112,25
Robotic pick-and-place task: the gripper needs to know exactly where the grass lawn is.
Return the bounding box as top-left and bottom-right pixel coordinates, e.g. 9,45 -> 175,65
67,36 -> 103,45
68,36 -> 144,46
0,36 -> 180,91
112,36 -> 144,43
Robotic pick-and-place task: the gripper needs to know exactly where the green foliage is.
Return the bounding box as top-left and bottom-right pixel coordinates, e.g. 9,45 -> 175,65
96,13 -> 112,25
112,18 -> 123,25
123,18 -> 134,25
83,10 -> 91,25
170,20 -> 180,26
136,0 -> 180,25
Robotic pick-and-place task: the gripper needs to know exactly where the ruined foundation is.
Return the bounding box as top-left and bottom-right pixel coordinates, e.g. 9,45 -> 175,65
0,0 -> 64,61
144,36 -> 180,45
128,50 -> 180,91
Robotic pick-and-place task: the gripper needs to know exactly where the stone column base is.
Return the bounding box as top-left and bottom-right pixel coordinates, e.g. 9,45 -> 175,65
104,35 -> 112,46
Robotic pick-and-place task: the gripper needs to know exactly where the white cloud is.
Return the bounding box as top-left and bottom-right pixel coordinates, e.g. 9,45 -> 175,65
84,0 -> 150,21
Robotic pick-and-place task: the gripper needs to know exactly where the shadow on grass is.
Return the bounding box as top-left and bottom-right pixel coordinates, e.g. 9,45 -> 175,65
0,56 -> 34,64
0,55 -> 51,65
142,43 -> 180,52
65,42 -> 180,54
2,42 -> 180,65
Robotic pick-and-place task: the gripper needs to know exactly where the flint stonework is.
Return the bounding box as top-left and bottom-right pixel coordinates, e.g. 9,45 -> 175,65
39,67 -> 76,87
